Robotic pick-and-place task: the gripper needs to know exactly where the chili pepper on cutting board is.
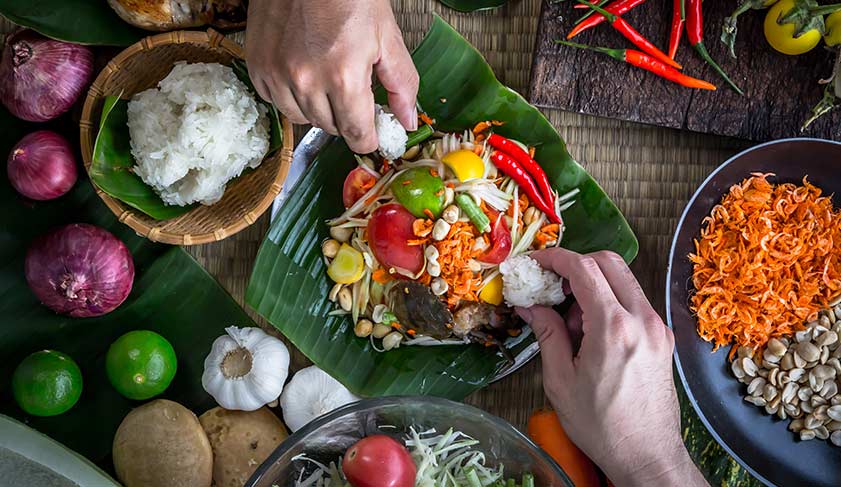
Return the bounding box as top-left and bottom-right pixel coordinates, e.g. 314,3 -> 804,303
668,0 -> 686,59
577,0 -> 682,70
686,0 -> 744,93
556,40 -> 717,90
567,0 -> 648,38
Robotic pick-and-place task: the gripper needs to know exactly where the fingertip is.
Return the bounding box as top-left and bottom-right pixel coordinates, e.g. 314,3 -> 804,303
346,130 -> 378,155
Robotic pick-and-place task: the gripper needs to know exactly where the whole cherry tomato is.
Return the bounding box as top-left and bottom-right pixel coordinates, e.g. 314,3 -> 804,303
343,166 -> 378,208
342,435 -> 416,487
368,204 -> 423,274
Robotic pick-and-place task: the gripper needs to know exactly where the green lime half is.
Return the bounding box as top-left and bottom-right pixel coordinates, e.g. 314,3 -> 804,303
12,350 -> 83,417
106,330 -> 177,400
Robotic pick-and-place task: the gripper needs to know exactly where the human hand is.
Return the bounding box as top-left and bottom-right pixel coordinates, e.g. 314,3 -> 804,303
517,248 -> 707,487
245,0 -> 419,153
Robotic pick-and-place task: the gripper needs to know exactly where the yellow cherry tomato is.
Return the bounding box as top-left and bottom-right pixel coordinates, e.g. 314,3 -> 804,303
479,274 -> 504,306
327,243 -> 364,284
764,0 -> 822,55
826,11 -> 841,46
442,149 -> 485,182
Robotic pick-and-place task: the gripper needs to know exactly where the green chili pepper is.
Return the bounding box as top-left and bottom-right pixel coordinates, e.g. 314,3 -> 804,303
456,194 -> 490,233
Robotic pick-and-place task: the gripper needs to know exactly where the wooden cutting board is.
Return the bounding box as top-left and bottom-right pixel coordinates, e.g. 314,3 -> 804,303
529,0 -> 841,141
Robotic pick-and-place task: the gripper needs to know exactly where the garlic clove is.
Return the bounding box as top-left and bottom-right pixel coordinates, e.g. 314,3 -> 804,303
279,366 -> 360,432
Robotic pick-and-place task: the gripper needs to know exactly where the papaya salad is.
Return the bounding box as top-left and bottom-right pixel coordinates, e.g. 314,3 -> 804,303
322,106 -> 575,355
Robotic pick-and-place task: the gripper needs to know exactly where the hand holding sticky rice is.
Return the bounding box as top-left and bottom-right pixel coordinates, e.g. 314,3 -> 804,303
518,248 -> 707,487
245,0 -> 418,153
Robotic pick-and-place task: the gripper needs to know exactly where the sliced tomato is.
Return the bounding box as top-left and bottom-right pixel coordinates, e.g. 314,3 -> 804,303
367,204 -> 423,274
478,216 -> 512,264
342,166 -> 378,208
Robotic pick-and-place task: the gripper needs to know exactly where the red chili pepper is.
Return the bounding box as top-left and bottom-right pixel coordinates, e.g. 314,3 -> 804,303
490,151 -> 562,225
578,0 -> 682,70
487,133 -> 555,206
556,40 -> 717,90
668,0 -> 685,60
566,0 -> 647,39
685,0 -> 743,94
573,0 -> 610,25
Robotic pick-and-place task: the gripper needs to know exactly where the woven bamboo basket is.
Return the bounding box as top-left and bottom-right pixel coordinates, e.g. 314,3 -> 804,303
80,29 -> 293,245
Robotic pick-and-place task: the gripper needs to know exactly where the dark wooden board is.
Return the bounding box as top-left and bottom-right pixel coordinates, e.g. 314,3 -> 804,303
529,0 -> 841,141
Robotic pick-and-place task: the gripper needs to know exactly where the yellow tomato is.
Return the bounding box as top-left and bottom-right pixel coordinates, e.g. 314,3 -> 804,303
327,244 -> 364,284
442,150 -> 485,182
764,0 -> 822,55
479,274 -> 504,306
826,11 -> 841,47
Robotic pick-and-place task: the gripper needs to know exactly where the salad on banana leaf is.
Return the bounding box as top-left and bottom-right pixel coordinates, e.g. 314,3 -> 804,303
322,106 -> 572,358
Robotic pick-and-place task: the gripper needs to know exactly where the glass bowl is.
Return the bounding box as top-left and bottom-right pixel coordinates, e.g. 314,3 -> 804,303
246,396 -> 573,487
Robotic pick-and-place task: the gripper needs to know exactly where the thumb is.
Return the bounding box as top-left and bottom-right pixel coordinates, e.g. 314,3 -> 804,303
374,29 -> 419,131
517,305 -> 574,381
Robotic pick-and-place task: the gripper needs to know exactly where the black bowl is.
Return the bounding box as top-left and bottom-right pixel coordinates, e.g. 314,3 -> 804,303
667,138 -> 841,487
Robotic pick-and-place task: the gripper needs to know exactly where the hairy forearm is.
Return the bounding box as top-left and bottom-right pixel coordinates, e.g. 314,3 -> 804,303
604,448 -> 708,487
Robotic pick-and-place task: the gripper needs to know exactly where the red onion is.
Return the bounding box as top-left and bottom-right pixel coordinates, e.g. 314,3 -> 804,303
0,29 -> 93,122
8,130 -> 78,200
25,224 -> 135,317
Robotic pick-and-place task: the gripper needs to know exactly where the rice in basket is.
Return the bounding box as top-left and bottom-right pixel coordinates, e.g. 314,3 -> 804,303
127,62 -> 270,207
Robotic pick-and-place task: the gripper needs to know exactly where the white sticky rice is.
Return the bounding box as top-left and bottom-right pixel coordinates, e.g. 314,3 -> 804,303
127,62 -> 270,206
375,104 -> 407,161
499,254 -> 565,308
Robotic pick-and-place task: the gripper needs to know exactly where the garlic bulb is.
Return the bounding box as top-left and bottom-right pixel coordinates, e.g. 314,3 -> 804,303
279,366 -> 360,432
202,326 -> 290,411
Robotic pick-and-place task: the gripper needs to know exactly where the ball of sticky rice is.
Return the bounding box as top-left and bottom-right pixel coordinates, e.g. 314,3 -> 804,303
499,254 -> 565,308
127,62 -> 270,206
375,104 -> 407,161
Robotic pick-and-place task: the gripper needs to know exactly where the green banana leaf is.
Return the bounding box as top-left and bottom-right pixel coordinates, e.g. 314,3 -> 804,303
438,0 -> 510,12
246,15 -> 638,400
0,106 -> 256,466
90,95 -> 195,220
90,67 -> 283,220
0,0 -> 145,46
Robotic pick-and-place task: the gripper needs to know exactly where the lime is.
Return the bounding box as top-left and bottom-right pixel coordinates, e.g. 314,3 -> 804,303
12,350 -> 83,417
106,330 -> 177,400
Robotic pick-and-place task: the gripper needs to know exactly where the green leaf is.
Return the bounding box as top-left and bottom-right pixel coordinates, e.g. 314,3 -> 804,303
90,95 -> 195,220
90,63 -> 284,221
246,15 -> 637,400
0,0 -> 146,46
438,0 -> 510,12
0,106 -> 256,466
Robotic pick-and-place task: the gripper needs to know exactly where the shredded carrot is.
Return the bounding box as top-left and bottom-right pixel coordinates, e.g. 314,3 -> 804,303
528,146 -> 536,159
507,193 -> 530,218
435,188 -> 445,197
419,113 -> 435,126
402,180 -> 412,186
372,268 -> 392,284
392,322 -> 402,330
446,182 -> 455,189
432,221 -> 484,309
423,208 -> 435,220
360,178 -> 376,192
472,144 -> 484,156
690,173 -> 841,354
429,168 -> 439,178
407,329 -> 417,336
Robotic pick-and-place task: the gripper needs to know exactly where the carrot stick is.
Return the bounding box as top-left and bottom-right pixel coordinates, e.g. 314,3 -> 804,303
527,408 -> 601,487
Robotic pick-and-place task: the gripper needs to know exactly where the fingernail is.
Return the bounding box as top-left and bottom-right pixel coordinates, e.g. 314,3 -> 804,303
515,307 -> 532,323
408,106 -> 418,131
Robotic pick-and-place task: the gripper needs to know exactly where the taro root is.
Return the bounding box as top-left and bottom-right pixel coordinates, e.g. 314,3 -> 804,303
199,407 -> 288,487
112,399 -> 213,487
107,0 -> 247,31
